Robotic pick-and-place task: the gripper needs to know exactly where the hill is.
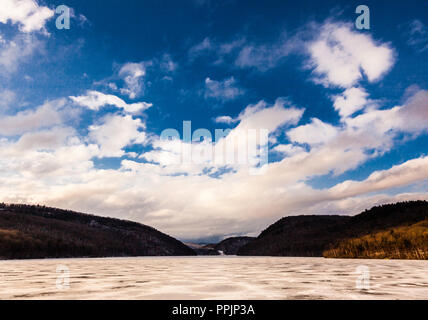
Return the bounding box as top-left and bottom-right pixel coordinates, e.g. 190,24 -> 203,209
214,237 -> 256,255
238,201 -> 428,258
184,242 -> 220,255
323,219 -> 428,259
0,203 -> 195,259
237,215 -> 350,256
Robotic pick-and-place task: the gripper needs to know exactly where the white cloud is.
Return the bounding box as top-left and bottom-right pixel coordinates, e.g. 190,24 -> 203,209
330,156 -> 428,199
0,130 -> 98,179
118,62 -> 148,99
0,0 -> 54,33
236,98 -> 303,131
0,33 -> 42,73
13,126 -> 76,152
70,90 -> 152,114
307,22 -> 395,88
396,89 -> 428,132
287,118 -> 338,146
333,87 -> 370,118
344,89 -> 428,135
2,91 -> 428,239
89,114 -> 147,158
273,144 -> 305,157
1,18 -> 428,241
140,98 -> 304,175
214,115 -> 237,124
140,138 -> 186,169
0,99 -> 67,136
210,98 -> 304,172
102,56 -> 177,96
204,77 -> 244,101
188,21 -> 394,79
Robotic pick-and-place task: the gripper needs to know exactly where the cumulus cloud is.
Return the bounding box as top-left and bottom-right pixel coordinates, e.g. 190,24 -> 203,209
2,15 -> 428,241
0,99 -> 68,136
70,90 -> 152,114
204,77 -> 244,101
13,126 -> 76,152
307,22 -> 395,88
89,114 -> 147,158
2,89 -> 428,239
0,132 -> 98,179
333,87 -> 371,118
139,98 -> 303,176
0,0 -> 54,33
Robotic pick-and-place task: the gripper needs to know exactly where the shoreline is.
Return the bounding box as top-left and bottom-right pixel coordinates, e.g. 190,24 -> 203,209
0,255 -> 427,262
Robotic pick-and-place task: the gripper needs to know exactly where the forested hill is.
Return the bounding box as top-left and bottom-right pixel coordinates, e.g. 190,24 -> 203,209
0,203 -> 195,259
214,237 -> 256,255
238,201 -> 428,259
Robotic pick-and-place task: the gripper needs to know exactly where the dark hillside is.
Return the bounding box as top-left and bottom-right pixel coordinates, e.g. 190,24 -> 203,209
214,237 -> 256,255
238,201 -> 428,258
238,216 -> 350,256
0,203 -> 195,259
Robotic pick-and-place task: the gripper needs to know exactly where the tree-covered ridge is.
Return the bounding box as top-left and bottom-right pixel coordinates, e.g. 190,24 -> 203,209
238,201 -> 428,259
324,219 -> 428,259
0,203 -> 195,259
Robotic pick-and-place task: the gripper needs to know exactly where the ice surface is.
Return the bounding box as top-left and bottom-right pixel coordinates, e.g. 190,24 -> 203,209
0,256 -> 426,300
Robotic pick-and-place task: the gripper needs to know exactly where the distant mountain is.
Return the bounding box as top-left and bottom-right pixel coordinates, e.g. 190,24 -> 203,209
238,201 -> 428,259
184,242 -> 219,255
185,237 -> 256,255
214,237 -> 255,255
0,204 -> 195,259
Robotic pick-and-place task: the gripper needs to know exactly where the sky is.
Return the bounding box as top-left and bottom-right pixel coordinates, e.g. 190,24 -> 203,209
0,0 -> 428,242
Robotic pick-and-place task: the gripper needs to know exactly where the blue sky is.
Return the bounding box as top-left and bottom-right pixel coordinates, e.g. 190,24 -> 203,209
0,0 -> 428,242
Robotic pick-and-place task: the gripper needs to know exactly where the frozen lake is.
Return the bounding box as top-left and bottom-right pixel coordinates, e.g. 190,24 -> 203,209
0,256 -> 427,300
